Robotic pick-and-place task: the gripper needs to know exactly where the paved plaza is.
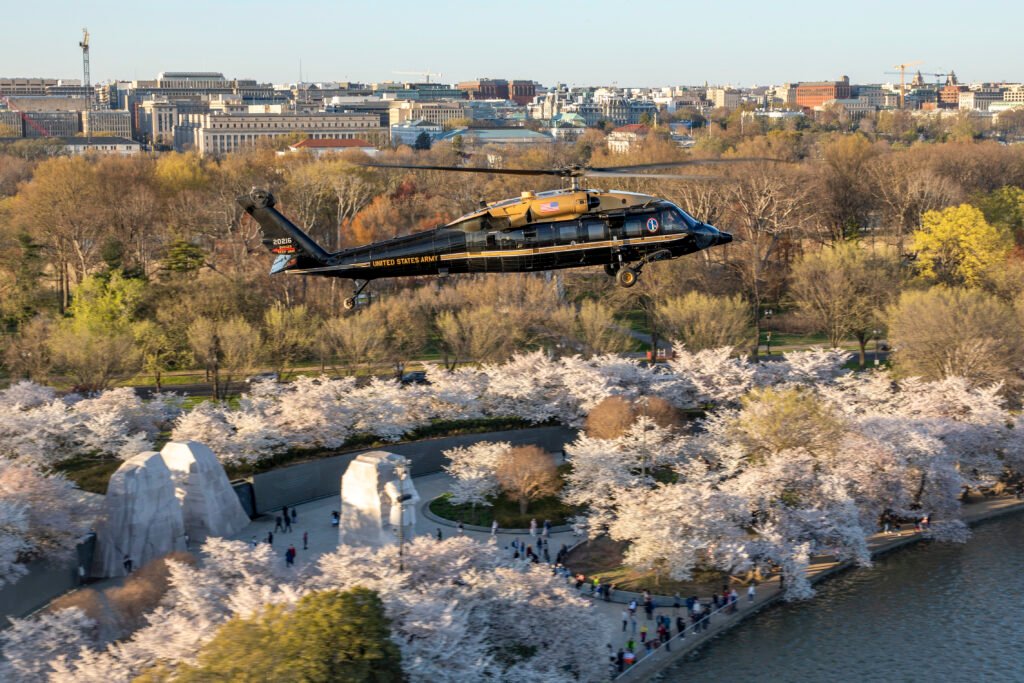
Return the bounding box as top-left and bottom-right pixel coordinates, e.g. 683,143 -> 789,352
232,471 -> 1024,682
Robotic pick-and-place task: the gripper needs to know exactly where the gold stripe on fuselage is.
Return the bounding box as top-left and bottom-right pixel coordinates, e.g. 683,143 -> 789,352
439,232 -> 681,261
284,233 -> 685,274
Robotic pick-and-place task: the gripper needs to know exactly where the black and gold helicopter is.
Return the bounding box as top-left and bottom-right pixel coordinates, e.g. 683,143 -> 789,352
238,159 -> 750,309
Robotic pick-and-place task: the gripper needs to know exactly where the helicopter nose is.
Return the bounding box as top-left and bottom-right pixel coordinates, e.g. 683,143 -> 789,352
702,223 -> 731,245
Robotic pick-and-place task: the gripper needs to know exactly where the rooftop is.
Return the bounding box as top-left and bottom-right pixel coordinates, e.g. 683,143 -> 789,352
290,138 -> 374,149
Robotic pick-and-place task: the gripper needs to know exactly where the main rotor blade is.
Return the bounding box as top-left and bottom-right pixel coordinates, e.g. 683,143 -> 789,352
584,171 -> 723,180
359,162 -> 564,176
590,158 -> 789,173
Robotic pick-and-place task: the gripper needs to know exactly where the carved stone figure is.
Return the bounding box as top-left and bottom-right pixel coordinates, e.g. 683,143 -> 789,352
160,441 -> 250,543
92,451 -> 186,577
339,451 -> 420,547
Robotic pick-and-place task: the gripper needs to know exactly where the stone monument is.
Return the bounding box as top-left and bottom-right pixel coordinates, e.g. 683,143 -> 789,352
92,451 -> 186,578
339,451 -> 420,547
160,441 -> 250,544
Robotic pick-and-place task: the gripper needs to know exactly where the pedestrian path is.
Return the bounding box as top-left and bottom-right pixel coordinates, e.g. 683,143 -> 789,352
227,475 -> 1024,683
609,493 -> 1024,682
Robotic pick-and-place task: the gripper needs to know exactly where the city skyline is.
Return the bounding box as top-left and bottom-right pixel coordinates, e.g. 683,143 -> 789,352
3,0 -> 1024,87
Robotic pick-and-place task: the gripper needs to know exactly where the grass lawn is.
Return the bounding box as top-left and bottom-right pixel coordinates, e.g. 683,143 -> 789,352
429,491 -> 579,529
56,456 -> 124,495
564,535 -> 735,595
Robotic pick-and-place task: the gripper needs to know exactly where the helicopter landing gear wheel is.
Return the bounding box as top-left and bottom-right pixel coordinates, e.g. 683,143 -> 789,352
343,297 -> 356,310
604,263 -> 620,278
616,267 -> 639,288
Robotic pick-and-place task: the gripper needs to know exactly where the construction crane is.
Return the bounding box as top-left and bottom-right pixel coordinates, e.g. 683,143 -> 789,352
890,60 -> 924,109
393,71 -> 443,84
79,28 -> 94,111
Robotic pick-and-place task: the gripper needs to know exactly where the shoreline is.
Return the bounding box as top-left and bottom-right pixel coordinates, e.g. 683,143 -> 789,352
613,494 -> 1024,682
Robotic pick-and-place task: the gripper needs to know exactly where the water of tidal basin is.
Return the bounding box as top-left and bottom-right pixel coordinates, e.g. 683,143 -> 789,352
669,513 -> 1024,683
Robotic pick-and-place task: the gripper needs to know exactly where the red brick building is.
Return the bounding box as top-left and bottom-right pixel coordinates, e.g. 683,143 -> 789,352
509,80 -> 536,106
795,76 -> 851,109
458,78 -> 509,100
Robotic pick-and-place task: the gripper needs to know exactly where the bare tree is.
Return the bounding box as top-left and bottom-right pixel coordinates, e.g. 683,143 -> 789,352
655,291 -> 752,351
886,287 -> 1024,391
495,446 -> 560,514
320,308 -> 387,376
789,242 -> 898,366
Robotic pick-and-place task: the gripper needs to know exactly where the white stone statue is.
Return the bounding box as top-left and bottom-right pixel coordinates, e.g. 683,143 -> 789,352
160,441 -> 250,544
340,451 -> 420,547
92,451 -> 186,578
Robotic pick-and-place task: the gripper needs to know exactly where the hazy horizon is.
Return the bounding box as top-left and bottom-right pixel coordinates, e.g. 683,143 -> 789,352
3,0 -> 1023,88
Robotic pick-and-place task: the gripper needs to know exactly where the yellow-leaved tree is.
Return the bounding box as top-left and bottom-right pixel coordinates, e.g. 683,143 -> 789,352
910,204 -> 1012,286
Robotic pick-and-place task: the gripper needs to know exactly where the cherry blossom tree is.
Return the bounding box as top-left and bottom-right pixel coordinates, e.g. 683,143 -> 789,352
0,460 -> 98,586
443,441 -> 509,507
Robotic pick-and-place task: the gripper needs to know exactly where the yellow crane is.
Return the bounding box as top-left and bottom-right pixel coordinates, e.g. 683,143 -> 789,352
891,60 -> 923,109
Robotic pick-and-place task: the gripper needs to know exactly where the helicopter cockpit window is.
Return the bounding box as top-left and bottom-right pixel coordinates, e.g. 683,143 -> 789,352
661,209 -> 686,234
662,206 -> 700,233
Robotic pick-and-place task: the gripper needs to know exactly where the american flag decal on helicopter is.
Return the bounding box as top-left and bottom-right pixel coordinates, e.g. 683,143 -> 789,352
538,200 -> 560,213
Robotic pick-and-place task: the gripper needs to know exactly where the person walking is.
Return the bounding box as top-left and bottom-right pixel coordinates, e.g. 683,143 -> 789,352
644,598 -> 655,621
250,535 -> 258,549
748,582 -> 756,603
676,615 -> 687,638
436,528 -> 443,541
283,512 -> 292,533
639,624 -> 648,643
274,515 -> 283,532
267,530 -> 274,546
285,545 -> 295,567
303,531 -> 309,550
457,521 -> 464,535
291,507 -> 298,524
542,519 -> 551,538
529,518 -> 537,537
282,505 -> 289,524
491,519 -> 498,536
621,608 -> 629,632
122,555 -> 133,574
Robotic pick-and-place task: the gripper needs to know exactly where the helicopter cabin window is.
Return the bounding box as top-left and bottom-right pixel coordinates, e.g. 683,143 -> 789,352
623,216 -> 645,238
499,229 -> 527,249
558,223 -> 579,243
532,224 -> 556,247
582,219 -> 606,242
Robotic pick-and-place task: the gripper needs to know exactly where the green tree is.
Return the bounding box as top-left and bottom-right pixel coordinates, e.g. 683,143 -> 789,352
910,204 -> 1012,286
161,240 -> 207,274
789,243 -> 898,367
133,320 -> 189,391
49,272 -> 146,392
172,588 -> 403,683
413,131 -> 432,151
975,186 -> 1024,245
886,287 -> 1024,390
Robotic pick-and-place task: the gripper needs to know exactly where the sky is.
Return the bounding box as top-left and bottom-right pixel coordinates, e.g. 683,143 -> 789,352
2,0 -> 1023,88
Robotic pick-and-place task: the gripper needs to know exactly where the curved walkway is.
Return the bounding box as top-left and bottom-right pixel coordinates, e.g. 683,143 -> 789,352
609,493 -> 1024,682
225,474 -> 1024,682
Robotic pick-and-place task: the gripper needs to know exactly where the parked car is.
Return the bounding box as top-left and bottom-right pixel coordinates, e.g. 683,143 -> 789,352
399,371 -> 429,385
245,372 -> 280,384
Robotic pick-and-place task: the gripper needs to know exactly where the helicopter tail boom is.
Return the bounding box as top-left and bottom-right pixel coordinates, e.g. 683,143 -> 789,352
238,189 -> 332,272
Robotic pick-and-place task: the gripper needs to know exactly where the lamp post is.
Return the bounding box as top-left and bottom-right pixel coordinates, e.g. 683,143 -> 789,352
393,458 -> 413,572
873,329 -> 880,366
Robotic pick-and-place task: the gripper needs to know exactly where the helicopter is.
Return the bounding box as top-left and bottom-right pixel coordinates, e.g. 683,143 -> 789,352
238,159 -> 761,309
